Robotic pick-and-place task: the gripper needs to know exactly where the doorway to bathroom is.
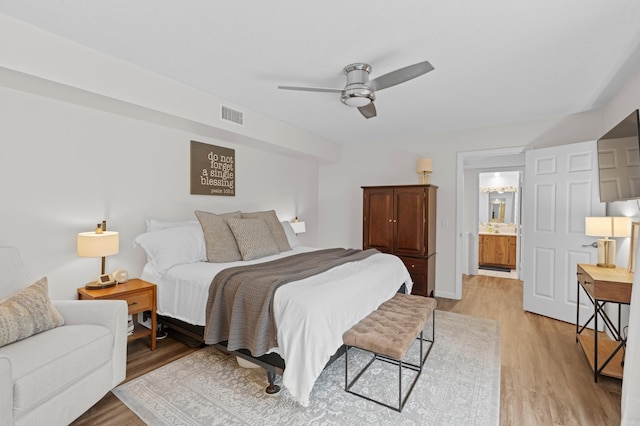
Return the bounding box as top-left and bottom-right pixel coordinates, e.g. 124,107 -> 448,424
455,146 -> 526,300
477,171 -> 521,279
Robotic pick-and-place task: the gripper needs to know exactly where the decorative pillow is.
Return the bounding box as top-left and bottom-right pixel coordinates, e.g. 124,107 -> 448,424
0,277 -> 64,347
281,221 -> 300,248
242,210 -> 291,252
145,218 -> 200,233
228,218 -> 280,261
134,224 -> 206,274
194,210 -> 243,262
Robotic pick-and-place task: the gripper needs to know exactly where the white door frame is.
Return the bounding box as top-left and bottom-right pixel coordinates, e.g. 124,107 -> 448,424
455,147 -> 527,299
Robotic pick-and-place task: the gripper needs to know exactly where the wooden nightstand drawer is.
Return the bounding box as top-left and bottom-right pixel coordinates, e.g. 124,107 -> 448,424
398,256 -> 427,272
122,292 -> 152,313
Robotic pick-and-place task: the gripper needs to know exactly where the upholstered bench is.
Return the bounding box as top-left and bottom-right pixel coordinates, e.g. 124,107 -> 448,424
342,293 -> 437,412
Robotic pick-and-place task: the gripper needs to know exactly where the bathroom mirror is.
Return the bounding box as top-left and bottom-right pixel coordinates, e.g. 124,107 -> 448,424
489,197 -> 506,222
482,191 -> 515,223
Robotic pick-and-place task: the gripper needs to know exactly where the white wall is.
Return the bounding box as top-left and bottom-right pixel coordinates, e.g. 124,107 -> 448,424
318,112 -> 612,298
0,87 -> 319,300
0,17 -> 334,300
463,169 -> 479,275
0,15 -> 341,164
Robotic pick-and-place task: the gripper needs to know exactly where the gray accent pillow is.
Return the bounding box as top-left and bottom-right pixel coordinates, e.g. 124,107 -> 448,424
228,218 -> 280,261
242,210 -> 291,252
0,277 -> 64,347
194,210 -> 242,262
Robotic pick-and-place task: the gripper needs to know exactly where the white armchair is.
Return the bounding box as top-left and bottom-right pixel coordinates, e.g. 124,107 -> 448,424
0,247 -> 127,426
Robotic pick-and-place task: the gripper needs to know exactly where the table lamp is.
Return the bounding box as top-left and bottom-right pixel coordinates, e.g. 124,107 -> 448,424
416,158 -> 433,184
585,216 -> 630,267
77,220 -> 119,288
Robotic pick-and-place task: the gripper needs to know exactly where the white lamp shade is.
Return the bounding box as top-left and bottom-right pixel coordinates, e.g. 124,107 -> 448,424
77,231 -> 119,257
290,221 -> 306,234
585,217 -> 613,237
585,217 -> 631,238
416,158 -> 433,173
613,217 -> 631,237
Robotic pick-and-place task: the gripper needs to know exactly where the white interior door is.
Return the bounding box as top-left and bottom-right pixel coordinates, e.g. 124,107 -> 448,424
522,141 -> 604,323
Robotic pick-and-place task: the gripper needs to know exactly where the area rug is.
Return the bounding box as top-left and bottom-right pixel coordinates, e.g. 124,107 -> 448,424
113,311 -> 501,425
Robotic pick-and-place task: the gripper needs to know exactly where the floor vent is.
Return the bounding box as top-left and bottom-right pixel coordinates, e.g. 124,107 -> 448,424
221,105 -> 244,126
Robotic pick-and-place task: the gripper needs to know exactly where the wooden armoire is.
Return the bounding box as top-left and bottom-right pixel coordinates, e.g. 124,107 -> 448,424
362,185 -> 437,297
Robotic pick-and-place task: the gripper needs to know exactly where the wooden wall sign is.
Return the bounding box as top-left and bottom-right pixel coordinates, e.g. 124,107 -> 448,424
190,141 -> 235,196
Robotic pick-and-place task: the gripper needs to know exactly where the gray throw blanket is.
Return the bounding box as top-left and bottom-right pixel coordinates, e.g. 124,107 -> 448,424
204,248 -> 379,356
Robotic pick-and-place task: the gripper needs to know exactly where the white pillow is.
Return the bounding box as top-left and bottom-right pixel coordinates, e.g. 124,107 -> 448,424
134,224 -> 206,274
145,218 -> 200,233
281,221 -> 300,247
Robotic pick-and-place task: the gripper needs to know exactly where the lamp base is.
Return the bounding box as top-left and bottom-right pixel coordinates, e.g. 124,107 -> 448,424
596,239 -> 616,268
85,281 -> 117,290
419,173 -> 431,185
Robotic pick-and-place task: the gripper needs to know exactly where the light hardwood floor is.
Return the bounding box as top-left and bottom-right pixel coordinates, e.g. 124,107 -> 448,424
73,274 -> 622,425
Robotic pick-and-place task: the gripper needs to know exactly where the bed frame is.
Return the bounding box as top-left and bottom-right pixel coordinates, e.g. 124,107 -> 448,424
157,282 -> 406,394
158,313 -> 346,394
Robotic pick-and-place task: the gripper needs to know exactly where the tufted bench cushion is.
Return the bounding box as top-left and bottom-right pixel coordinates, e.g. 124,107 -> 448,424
343,293 -> 436,361
378,292 -> 437,324
343,309 -> 424,361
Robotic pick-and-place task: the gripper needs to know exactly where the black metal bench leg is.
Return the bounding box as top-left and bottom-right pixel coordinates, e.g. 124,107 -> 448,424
398,360 -> 403,411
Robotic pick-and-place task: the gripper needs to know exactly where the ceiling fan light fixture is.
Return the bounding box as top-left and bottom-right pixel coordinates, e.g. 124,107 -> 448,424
341,85 -> 375,107
278,59 -> 433,118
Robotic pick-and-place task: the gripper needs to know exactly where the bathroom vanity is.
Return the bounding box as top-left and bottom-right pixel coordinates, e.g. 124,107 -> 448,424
479,233 -> 517,269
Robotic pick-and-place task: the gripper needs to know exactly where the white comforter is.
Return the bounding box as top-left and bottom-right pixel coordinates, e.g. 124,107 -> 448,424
142,246 -> 412,406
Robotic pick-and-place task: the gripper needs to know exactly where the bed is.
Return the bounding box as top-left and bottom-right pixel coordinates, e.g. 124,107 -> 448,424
134,212 -> 412,407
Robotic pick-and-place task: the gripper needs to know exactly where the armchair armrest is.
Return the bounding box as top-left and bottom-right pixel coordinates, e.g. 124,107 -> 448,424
0,356 -> 12,426
52,300 -> 128,387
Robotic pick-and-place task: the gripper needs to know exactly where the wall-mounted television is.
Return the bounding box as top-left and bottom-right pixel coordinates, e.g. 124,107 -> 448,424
597,109 -> 640,202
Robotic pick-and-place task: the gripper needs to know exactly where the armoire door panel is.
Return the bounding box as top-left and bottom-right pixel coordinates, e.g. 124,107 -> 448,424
394,187 -> 426,256
425,187 -> 437,255
363,188 -> 394,251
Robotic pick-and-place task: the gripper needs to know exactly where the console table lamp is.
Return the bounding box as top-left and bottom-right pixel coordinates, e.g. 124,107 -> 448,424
77,220 -> 119,286
416,158 -> 433,184
585,216 -> 630,267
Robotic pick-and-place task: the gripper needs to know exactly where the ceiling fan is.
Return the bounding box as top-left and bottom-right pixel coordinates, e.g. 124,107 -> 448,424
278,60 -> 434,119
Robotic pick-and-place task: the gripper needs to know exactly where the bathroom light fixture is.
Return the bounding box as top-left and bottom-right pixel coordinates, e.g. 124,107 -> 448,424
416,158 -> 433,184
585,216 -> 630,267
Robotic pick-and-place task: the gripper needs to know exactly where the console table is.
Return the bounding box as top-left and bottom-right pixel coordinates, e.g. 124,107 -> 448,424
576,264 -> 633,381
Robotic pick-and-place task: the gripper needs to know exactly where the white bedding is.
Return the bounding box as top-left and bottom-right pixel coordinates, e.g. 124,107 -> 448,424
141,246 -> 412,406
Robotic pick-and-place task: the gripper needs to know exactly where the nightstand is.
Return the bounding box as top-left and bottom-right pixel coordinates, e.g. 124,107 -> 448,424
78,278 -> 157,350
576,264 -> 632,381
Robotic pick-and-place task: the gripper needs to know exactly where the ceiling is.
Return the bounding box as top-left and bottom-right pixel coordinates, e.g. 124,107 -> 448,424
3,1 -> 640,145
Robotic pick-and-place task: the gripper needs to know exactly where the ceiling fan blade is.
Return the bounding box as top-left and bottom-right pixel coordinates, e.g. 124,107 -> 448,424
369,60 -> 434,91
277,85 -> 342,93
358,103 -> 377,119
